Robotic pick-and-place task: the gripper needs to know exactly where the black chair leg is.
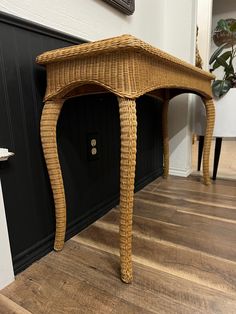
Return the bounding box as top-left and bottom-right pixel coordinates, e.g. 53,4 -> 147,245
212,137 -> 222,180
197,136 -> 204,171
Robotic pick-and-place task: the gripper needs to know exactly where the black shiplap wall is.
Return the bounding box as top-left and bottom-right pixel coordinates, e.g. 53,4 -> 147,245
0,13 -> 163,274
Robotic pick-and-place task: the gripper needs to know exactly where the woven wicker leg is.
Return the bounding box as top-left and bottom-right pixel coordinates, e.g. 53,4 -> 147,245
118,97 -> 137,284
202,98 -> 215,185
162,97 -> 169,179
40,100 -> 66,251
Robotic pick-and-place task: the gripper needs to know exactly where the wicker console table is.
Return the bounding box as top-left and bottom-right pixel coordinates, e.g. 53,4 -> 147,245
36,34 -> 215,284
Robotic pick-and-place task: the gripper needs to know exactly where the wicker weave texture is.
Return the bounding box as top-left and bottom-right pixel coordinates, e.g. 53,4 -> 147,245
37,34 -> 215,283
118,97 -> 137,283
41,51 -> 214,101
40,100 -> 66,251
36,34 -> 213,81
202,99 -> 215,185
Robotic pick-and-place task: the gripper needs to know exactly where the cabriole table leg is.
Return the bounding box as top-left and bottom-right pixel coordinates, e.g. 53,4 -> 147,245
40,99 -> 67,251
118,97 -> 137,284
202,98 -> 215,185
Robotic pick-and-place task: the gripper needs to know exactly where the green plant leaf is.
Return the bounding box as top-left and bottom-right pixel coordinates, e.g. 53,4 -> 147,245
220,51 -> 232,60
230,21 -> 236,32
212,60 -> 220,70
225,63 -> 234,76
209,43 -> 228,64
214,56 -> 229,68
212,79 -> 232,97
217,19 -> 230,32
212,51 -> 232,70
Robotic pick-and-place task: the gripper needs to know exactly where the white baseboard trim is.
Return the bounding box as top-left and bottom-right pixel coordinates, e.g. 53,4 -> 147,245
169,167 -> 192,177
0,273 -> 14,290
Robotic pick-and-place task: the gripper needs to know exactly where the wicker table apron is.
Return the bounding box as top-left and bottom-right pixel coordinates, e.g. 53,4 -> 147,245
36,35 -> 215,284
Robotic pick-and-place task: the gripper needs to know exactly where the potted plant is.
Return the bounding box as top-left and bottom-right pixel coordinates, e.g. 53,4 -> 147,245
209,18 -> 236,98
200,18 -> 236,180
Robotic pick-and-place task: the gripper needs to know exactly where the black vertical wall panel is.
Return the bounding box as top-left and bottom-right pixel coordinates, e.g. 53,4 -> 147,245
0,13 -> 163,274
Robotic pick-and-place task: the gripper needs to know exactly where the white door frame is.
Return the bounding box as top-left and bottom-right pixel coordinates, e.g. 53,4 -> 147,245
197,0 -> 213,70
0,179 -> 14,289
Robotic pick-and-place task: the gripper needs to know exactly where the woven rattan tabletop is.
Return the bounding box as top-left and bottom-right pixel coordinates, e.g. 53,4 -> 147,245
36,34 -> 214,80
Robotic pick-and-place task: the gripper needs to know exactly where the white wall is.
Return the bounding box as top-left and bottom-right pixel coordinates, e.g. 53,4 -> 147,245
0,180 -> 14,289
0,0 -> 198,287
213,0 -> 236,17
197,0 -> 213,71
194,0 -> 213,137
0,0 -> 165,47
163,0 -> 198,177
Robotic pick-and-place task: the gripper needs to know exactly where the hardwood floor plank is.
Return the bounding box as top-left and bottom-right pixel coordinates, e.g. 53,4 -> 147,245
37,241 -> 236,313
43,243 -> 205,314
2,259 -> 153,314
135,190 -> 236,237
65,239 -> 236,314
147,187 -> 236,211
136,189 -> 236,219
2,176 -> 236,314
101,204 -> 236,261
153,176 -> 236,196
76,218 -> 236,295
110,204 -> 236,263
0,293 -> 32,314
101,209 -> 236,263
150,185 -> 236,204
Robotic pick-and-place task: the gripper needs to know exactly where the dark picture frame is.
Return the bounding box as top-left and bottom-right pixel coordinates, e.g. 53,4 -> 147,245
102,0 -> 135,15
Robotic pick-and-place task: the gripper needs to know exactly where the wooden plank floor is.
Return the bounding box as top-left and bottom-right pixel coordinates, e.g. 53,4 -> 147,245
1,176 -> 236,313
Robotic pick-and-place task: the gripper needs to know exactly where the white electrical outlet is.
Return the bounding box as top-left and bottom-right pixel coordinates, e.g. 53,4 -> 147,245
91,147 -> 97,155
91,139 -> 96,147
87,133 -> 100,161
